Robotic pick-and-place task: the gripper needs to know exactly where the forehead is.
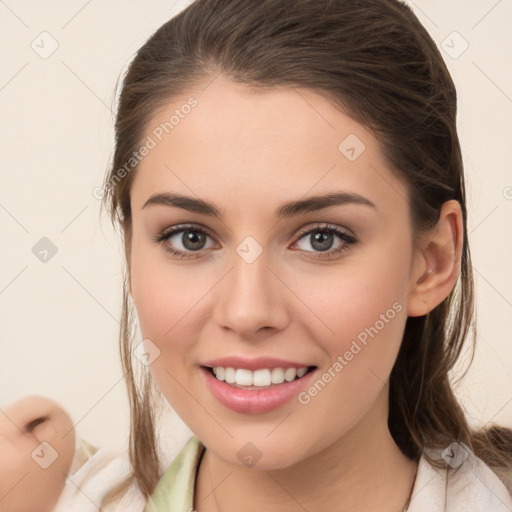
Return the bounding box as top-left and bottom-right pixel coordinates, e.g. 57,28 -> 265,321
130,75 -> 409,220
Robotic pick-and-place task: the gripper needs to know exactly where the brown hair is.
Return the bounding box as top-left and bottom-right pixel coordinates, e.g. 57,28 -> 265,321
100,0 -> 512,506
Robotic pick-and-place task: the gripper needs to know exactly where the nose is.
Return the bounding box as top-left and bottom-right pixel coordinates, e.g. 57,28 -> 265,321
212,250 -> 289,339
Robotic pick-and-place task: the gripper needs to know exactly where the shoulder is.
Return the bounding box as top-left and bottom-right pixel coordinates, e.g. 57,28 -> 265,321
409,441 -> 512,511
55,436 -> 204,512
54,439 -> 146,512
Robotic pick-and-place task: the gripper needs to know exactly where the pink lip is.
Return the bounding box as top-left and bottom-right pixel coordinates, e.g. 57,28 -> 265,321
200,366 -> 317,414
201,356 -> 311,371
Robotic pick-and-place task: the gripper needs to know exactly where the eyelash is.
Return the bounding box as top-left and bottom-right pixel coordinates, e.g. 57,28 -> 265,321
153,223 -> 357,260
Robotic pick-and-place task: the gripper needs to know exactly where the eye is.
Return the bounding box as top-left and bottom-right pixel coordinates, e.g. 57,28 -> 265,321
153,224 -> 217,260
291,223 -> 357,259
153,223 -> 357,260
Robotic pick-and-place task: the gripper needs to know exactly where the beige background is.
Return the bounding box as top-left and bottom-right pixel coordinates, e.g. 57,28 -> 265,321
1,0 -> 511,454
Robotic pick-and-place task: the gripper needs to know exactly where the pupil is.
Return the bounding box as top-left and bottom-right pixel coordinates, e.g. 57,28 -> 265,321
312,231 -> 333,251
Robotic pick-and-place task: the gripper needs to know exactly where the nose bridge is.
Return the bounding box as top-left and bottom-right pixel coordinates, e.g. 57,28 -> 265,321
213,243 -> 288,336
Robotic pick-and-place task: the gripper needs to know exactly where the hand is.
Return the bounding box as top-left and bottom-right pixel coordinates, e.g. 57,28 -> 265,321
0,396 -> 76,512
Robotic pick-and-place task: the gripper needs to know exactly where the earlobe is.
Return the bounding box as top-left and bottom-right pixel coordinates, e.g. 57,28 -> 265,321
407,200 -> 464,317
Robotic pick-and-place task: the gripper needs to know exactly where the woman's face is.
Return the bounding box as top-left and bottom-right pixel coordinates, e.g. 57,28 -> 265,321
129,75 -> 423,469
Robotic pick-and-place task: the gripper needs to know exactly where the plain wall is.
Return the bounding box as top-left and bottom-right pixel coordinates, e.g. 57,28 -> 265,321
1,0 -> 511,455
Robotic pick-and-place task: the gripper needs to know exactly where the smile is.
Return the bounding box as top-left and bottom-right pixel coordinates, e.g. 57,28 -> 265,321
209,366 -> 311,389
200,363 -> 318,414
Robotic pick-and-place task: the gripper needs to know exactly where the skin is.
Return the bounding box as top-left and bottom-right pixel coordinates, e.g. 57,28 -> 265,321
0,396 -> 75,512
129,74 -> 463,512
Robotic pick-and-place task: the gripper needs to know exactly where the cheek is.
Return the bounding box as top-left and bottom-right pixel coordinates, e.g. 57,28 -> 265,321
289,258 -> 410,447
130,240 -> 207,372
131,236 -> 181,338
0,440 -> 25,478
294,245 -> 411,354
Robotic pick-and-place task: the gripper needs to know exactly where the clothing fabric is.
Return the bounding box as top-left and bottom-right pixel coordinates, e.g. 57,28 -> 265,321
53,439 -> 146,512
143,435 -> 512,512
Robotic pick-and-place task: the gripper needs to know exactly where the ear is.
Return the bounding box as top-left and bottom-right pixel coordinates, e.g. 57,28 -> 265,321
407,200 -> 464,317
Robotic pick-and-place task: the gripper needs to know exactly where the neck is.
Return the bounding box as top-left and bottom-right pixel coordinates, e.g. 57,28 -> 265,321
195,387 -> 418,512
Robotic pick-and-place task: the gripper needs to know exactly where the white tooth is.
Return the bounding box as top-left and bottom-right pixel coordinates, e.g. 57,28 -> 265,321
253,369 -> 271,386
235,368 -> 253,386
271,367 -> 285,384
219,367 -> 305,386
212,367 -> 217,376
225,367 -> 236,384
284,368 -> 298,382
296,367 -> 308,378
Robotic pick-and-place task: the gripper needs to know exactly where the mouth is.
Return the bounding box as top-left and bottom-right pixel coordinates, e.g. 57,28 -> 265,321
202,365 -> 317,390
199,356 -> 319,414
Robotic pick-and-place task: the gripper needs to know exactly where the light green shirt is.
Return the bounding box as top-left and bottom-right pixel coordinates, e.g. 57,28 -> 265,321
143,436 -> 205,512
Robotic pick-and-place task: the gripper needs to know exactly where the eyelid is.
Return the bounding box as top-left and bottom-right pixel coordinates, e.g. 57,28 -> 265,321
152,223 -> 219,253
154,222 -> 355,242
152,222 -> 215,241
293,222 -> 355,240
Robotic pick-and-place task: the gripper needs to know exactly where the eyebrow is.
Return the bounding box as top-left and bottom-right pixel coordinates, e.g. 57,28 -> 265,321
142,191 -> 377,218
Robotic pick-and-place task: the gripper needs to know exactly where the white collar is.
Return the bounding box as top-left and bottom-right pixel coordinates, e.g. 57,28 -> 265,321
409,442 -> 512,511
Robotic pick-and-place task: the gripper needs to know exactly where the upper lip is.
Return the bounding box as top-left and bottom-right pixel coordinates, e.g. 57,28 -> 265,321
201,356 -> 314,371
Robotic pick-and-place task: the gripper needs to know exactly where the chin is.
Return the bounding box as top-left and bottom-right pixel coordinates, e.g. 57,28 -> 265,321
202,431 -> 314,471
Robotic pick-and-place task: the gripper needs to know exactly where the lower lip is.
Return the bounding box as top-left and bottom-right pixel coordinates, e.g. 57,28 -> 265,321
201,366 -> 317,414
